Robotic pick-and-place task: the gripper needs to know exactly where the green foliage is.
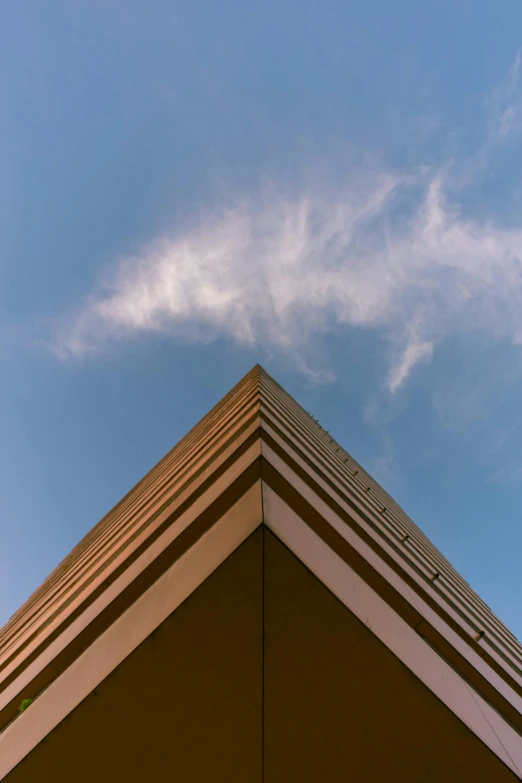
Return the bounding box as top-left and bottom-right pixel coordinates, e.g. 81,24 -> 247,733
18,698 -> 33,713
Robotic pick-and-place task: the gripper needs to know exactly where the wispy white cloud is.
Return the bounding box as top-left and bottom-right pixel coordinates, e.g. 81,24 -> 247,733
388,340 -> 434,395
54,167 -> 522,391
498,105 -> 518,137
495,50 -> 522,140
53,54 -> 522,393
447,50 -> 522,189
487,461 -> 522,487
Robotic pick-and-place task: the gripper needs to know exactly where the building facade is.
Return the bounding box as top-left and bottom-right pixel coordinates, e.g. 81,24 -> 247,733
0,364 -> 521,780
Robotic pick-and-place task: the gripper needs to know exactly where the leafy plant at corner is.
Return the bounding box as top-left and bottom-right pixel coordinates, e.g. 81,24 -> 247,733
18,698 -> 33,713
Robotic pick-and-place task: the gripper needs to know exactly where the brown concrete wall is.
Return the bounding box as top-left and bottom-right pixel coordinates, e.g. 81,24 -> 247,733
263,529 -> 519,782
5,526 -> 519,781
6,530 -> 263,783
3,363 -> 520,749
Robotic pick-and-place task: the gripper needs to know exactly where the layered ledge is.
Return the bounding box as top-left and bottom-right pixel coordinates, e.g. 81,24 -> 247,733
0,364 -> 521,781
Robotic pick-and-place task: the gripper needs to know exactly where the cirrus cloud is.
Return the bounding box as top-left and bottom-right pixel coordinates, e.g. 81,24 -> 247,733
53,54 -> 522,392
53,169 -> 522,391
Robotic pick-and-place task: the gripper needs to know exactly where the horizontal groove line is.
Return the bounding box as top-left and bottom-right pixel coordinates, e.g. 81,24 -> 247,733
0,418 -> 261,675
261,457 -> 522,735
259,383 -> 522,663
0,388 -> 261,652
0,380 -> 261,643
259,420 -> 522,691
0,459 -> 262,735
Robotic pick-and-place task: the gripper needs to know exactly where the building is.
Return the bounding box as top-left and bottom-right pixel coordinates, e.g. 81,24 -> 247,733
0,364 -> 521,781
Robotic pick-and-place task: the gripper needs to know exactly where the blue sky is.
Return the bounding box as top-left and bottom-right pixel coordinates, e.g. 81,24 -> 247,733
1,1 -> 522,639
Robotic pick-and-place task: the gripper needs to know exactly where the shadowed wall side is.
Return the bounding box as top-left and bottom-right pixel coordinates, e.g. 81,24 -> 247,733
5,529 -> 264,783
263,528 -> 519,782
